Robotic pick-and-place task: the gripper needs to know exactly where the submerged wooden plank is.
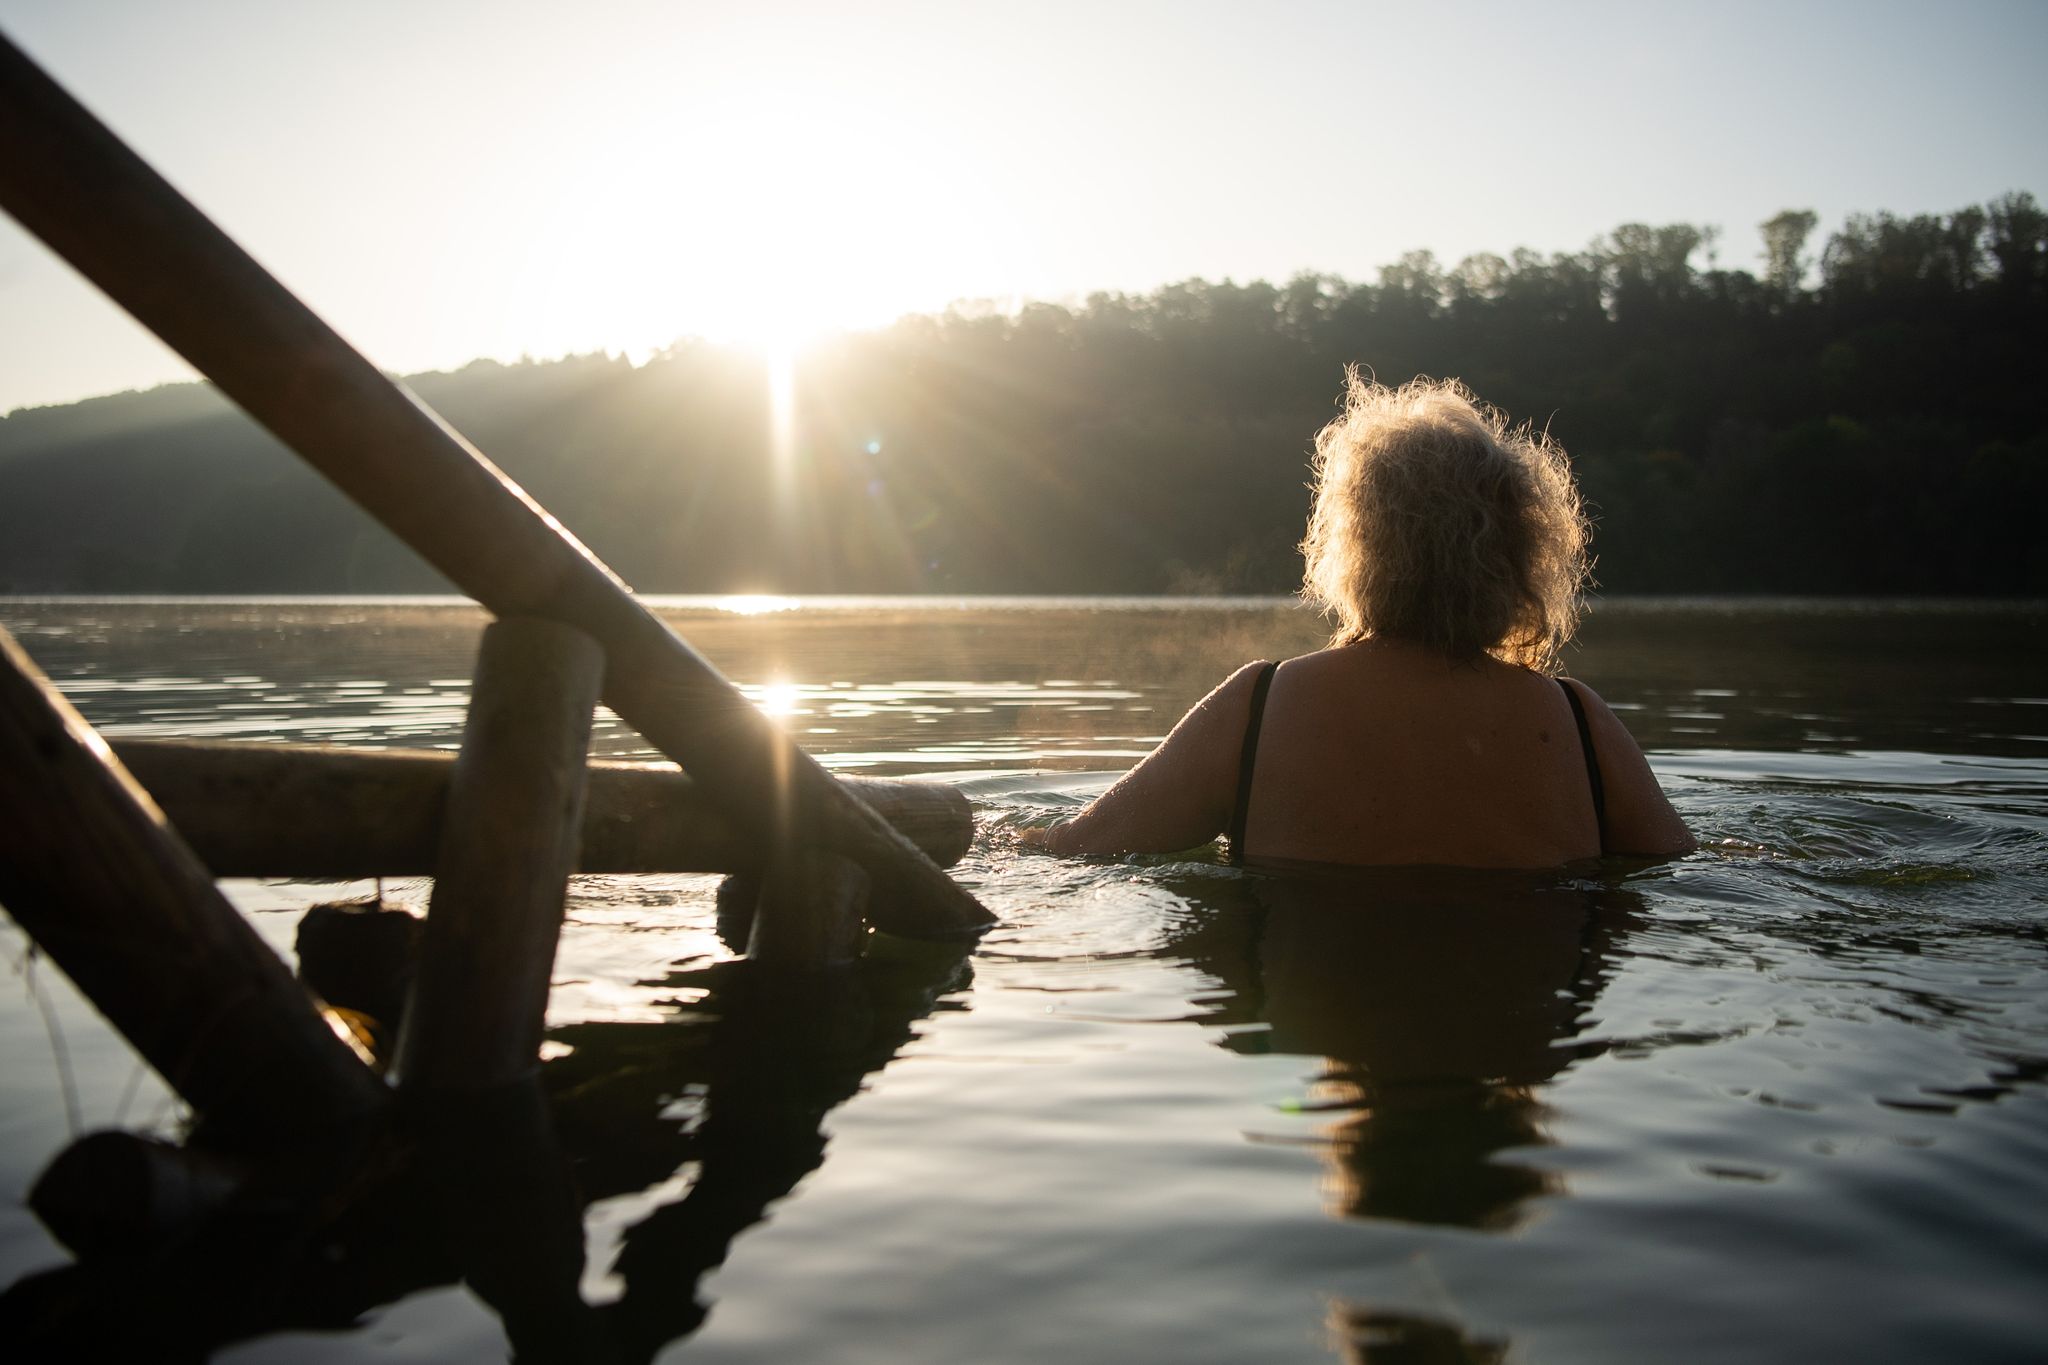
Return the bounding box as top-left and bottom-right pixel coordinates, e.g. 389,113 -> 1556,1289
0,627 -> 387,1134
110,738 -> 975,876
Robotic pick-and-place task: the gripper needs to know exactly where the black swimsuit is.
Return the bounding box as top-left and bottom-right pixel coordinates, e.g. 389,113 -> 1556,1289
1226,663 -> 1608,864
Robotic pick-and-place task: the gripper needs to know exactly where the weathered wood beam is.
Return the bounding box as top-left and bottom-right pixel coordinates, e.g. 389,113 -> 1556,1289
0,626 -> 386,1133
110,738 -> 974,876
0,34 -> 994,940
397,618 -> 602,1092
747,851 -> 869,971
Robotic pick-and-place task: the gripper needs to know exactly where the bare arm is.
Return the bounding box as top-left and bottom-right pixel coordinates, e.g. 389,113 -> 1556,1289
1037,661 -> 1271,856
1561,678 -> 1695,858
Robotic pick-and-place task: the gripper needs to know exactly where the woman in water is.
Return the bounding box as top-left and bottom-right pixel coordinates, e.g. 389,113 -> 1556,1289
1036,373 -> 1692,867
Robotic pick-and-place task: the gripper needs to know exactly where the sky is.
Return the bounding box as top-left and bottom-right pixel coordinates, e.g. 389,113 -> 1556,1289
2,0 -> 2044,414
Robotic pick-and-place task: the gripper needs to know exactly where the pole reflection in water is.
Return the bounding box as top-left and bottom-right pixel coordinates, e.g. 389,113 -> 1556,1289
1172,869 -> 1642,1363
546,921 -> 972,1363
415,1078 -> 602,1363
0,914 -> 973,1363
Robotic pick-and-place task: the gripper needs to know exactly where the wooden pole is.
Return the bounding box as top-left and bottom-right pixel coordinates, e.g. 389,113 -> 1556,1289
0,626 -> 386,1133
110,737 -> 974,876
0,33 -> 993,942
746,851 -> 869,971
395,618 -> 603,1093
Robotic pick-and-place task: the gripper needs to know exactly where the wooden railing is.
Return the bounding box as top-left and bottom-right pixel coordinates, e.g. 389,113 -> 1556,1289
0,22 -> 987,1151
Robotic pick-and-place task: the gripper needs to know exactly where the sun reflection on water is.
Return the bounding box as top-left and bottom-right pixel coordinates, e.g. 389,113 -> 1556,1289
711,595 -> 802,616
752,680 -> 803,718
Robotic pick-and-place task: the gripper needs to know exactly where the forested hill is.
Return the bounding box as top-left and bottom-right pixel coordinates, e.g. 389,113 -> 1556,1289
4,195 -> 2044,597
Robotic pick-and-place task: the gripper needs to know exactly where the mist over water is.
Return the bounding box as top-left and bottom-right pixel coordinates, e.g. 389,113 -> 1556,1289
2,596 -> 2044,1362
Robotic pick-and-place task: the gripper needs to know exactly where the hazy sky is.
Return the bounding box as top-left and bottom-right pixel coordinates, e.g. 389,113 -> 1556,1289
2,0 -> 2044,413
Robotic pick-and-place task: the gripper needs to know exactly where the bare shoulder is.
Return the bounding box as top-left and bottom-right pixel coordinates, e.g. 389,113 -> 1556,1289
1039,658 -> 1276,857
1133,657 -> 1278,786
1558,676 -> 1696,858
1555,675 -> 1631,737
1192,658 -> 1279,722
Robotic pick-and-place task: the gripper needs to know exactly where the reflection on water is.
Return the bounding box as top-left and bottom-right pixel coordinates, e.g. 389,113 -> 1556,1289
1238,877 -> 1638,1233
0,596 -> 2045,1363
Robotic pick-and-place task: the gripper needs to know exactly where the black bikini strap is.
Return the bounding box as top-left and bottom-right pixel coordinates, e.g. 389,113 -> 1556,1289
1228,661 -> 1278,864
1557,677 -> 1607,851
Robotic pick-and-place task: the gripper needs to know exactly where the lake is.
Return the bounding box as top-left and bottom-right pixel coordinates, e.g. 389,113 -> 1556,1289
2,595 -> 2045,1363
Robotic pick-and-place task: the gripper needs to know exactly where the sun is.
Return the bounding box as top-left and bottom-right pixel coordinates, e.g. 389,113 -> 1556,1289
512,83 -> 991,365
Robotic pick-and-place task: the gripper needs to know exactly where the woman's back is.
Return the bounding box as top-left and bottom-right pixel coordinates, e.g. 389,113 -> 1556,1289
1241,641 -> 1602,869
1032,374 -> 1692,868
1036,638 -> 1688,868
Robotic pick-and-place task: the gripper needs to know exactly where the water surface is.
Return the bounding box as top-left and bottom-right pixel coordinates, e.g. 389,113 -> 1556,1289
1,596 -> 2044,1363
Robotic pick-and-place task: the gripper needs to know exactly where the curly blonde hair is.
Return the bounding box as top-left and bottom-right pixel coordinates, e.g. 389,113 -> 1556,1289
1300,372 -> 1591,673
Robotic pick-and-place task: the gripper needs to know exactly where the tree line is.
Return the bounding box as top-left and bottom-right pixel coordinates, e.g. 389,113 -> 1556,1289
2,192 -> 2043,596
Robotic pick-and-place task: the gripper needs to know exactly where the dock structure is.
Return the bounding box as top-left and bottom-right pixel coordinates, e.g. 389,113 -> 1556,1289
108,737 -> 972,880
0,28 -> 989,1354
0,31 -> 989,943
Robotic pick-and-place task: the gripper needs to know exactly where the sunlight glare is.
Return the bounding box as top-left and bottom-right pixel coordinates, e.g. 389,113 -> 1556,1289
499,70 -> 999,365
754,680 -> 803,719
713,594 -> 802,616
767,345 -> 798,499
